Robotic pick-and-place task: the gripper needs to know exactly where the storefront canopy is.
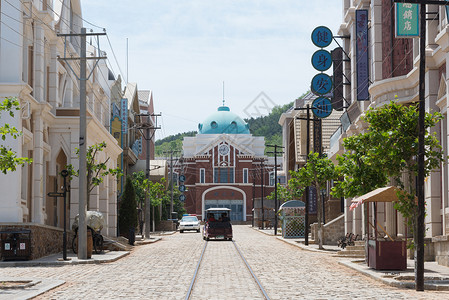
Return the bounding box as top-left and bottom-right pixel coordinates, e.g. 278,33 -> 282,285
350,186 -> 401,210
279,200 -> 305,210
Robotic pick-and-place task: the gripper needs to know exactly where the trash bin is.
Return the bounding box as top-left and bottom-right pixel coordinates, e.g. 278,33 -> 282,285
0,230 -> 31,261
128,227 -> 135,246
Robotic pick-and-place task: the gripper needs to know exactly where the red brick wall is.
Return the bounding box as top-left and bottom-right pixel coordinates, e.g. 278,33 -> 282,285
382,0 -> 413,79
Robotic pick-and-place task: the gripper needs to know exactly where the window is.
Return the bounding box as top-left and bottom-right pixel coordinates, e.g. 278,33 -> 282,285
243,168 -> 248,183
214,167 -> 234,183
200,168 -> 205,183
269,172 -> 275,186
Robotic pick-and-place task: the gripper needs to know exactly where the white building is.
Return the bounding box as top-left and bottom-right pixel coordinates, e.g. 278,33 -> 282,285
326,1 -> 449,265
0,0 -> 121,254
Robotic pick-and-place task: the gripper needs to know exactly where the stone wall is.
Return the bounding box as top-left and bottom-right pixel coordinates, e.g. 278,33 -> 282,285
0,223 -> 70,260
156,220 -> 176,231
432,235 -> 449,266
310,214 -> 344,245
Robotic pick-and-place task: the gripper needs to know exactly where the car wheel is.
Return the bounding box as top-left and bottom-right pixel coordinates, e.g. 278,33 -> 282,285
197,229 -> 200,233
203,235 -> 206,240
180,230 -> 184,233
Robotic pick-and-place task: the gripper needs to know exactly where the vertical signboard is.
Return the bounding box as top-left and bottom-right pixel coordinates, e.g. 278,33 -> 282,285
396,4 -> 419,38
121,98 -> 128,133
331,47 -> 344,111
308,186 -> 317,214
355,10 -> 369,101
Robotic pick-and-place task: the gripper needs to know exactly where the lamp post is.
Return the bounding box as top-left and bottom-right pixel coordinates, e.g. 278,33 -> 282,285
47,170 -> 69,261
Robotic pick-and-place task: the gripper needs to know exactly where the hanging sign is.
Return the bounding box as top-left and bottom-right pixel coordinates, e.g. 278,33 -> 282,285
356,10 -> 369,101
179,194 -> 186,202
179,185 -> 186,192
120,98 -> 128,133
312,97 -> 333,118
395,3 -> 419,38
308,186 -> 317,214
311,73 -> 333,95
311,49 -> 332,71
179,174 -> 186,182
311,26 -> 333,48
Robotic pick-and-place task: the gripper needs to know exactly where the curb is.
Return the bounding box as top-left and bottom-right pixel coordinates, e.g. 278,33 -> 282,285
338,260 -> 449,291
0,251 -> 130,267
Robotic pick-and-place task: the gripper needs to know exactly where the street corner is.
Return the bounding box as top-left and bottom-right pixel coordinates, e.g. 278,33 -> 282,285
338,259 -> 449,291
0,277 -> 65,300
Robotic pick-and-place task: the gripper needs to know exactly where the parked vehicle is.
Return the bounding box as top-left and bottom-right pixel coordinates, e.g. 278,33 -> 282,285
202,208 -> 232,241
179,215 -> 200,233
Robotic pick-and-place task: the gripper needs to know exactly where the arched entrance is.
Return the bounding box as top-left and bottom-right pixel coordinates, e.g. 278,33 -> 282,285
202,187 -> 246,221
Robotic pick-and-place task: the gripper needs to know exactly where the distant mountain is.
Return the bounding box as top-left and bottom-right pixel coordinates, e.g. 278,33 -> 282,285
155,94 -> 305,156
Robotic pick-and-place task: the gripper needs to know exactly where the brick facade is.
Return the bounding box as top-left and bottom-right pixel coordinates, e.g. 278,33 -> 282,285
382,0 -> 413,79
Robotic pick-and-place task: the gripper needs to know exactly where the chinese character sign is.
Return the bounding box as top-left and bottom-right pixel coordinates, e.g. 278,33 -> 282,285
396,3 -> 419,37
121,98 -> 128,133
356,9 -> 369,101
311,26 -> 333,48
311,49 -> 332,72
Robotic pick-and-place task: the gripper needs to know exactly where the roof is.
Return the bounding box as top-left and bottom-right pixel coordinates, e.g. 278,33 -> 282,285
349,186 -> 405,210
198,106 -> 250,134
279,200 -> 305,209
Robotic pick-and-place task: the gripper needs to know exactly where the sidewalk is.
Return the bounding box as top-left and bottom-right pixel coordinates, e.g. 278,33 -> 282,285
252,226 -> 449,290
0,236 -> 164,299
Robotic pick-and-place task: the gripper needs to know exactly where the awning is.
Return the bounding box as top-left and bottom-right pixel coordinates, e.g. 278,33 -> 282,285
279,200 -> 305,210
349,186 -> 401,211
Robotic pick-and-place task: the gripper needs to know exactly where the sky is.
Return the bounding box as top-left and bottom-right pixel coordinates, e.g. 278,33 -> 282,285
80,1 -> 343,140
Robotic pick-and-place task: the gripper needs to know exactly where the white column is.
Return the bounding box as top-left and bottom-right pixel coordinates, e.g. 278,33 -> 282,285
371,1 -> 383,82
425,68 -> 442,237
32,112 -> 45,223
385,202 -> 397,238
34,24 -> 45,102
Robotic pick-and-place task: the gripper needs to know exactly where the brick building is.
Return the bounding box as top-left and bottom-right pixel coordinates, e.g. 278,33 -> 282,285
181,105 -> 276,222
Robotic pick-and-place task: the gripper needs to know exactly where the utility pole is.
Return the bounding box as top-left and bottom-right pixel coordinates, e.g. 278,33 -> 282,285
267,144 -> 284,236
136,113 -> 161,239
57,28 -> 106,259
252,168 -> 256,227
260,159 -> 265,229
294,104 -> 312,245
164,150 -> 180,220
391,0 -> 442,291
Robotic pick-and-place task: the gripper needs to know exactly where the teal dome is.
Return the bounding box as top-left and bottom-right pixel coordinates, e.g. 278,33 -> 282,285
198,106 -> 250,134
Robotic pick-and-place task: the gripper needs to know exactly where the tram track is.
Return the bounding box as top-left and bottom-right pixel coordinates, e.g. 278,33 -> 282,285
185,239 -> 270,300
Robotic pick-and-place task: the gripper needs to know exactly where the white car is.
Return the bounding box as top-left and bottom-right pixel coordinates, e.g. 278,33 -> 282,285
179,215 -> 200,233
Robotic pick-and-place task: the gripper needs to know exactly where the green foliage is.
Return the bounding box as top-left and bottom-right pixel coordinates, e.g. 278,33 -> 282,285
267,183 -> 298,204
155,131 -> 196,156
131,171 -> 147,205
0,97 -> 32,174
332,101 -> 445,243
289,152 -> 338,249
66,142 -> 122,209
119,176 -> 138,234
131,171 -> 186,220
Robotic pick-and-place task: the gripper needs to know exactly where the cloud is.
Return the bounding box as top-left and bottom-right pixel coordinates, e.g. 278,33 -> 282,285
80,0 -> 342,138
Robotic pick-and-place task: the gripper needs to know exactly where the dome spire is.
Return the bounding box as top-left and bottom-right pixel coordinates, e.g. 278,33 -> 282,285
222,81 -> 225,106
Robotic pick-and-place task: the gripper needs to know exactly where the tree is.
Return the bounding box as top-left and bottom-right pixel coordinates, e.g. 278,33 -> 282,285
289,152 -> 338,249
67,142 -> 122,209
119,176 -> 138,241
266,183 -> 298,204
0,97 -> 32,173
332,101 -> 444,249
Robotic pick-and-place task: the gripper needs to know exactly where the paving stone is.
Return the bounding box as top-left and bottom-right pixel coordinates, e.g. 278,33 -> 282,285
0,226 -> 448,299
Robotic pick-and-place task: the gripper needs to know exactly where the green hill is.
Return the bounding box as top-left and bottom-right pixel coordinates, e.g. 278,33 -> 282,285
155,94 -> 306,156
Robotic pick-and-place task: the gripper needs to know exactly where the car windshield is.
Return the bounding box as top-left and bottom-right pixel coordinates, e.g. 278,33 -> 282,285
181,216 -> 198,222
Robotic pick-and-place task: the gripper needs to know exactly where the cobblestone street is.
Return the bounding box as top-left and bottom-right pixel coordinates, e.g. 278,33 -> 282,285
2,225 -> 449,299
